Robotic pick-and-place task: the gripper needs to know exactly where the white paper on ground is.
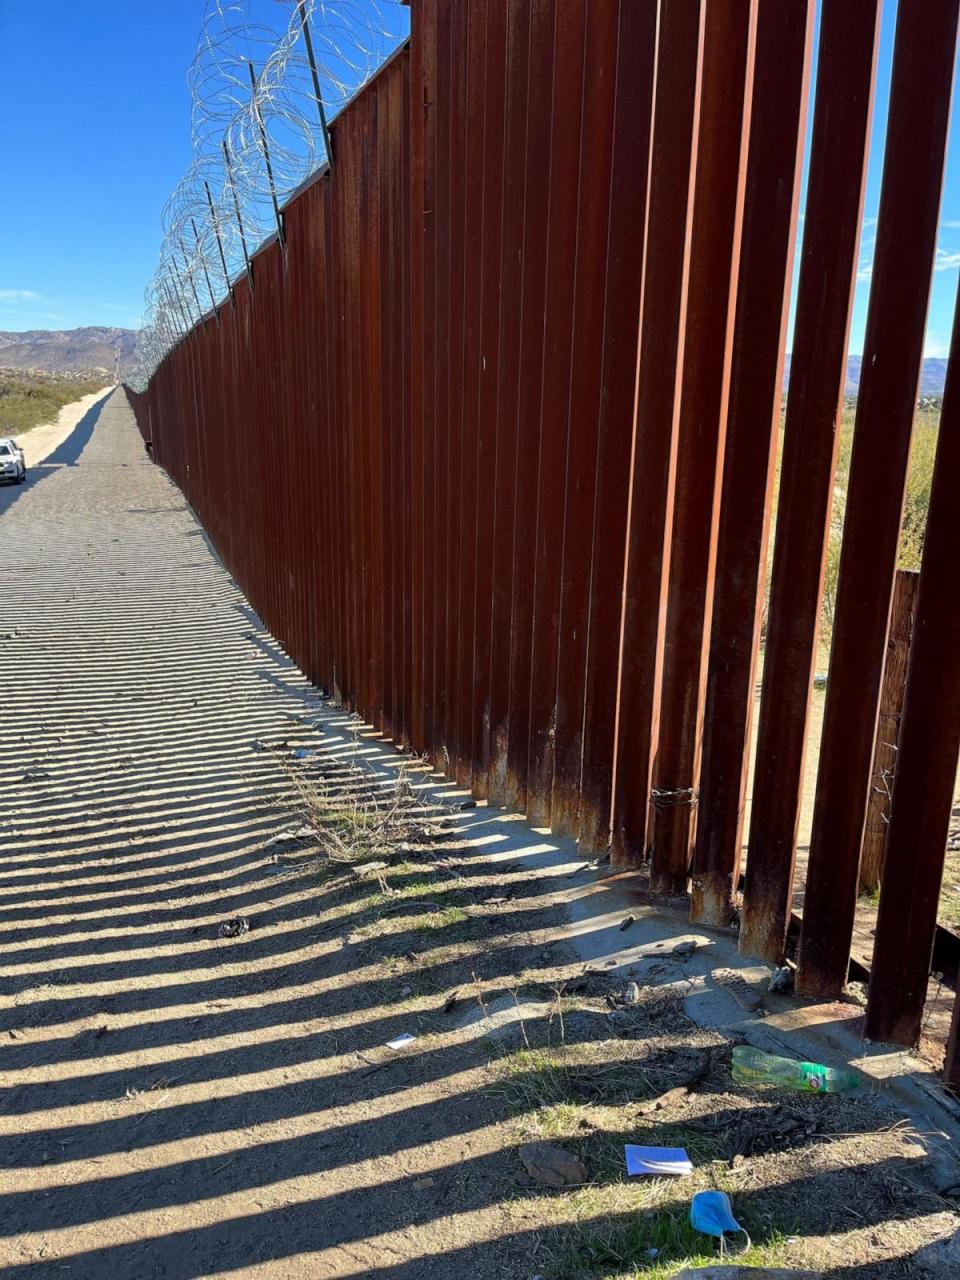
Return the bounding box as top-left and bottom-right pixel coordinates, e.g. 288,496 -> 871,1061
624,1145 -> 693,1177
386,1032 -> 417,1050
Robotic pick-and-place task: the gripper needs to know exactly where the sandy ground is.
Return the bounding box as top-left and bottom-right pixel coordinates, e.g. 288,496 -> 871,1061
13,385 -> 114,466
0,390 -> 956,1279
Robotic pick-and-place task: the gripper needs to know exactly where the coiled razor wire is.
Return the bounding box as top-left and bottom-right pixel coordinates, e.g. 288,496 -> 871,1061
129,0 -> 408,392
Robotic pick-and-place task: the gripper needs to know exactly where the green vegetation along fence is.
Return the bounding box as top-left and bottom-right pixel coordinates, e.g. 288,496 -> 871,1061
128,0 -> 960,1086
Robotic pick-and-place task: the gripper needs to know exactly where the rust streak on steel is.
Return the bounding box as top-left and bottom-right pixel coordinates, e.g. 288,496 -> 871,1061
390,62 -> 407,738
431,0 -> 452,770
469,0 -> 508,797
550,0 -> 620,840
691,0 -> 813,927
453,0 -> 488,785
578,0 -> 657,853
612,0 -> 705,874
866,344 -> 960,1046
481,0 -> 531,804
442,0 -> 467,774
417,0 -> 439,759
366,83 -> 384,728
651,0 -> 758,897
858,567 -> 919,895
741,0 -> 882,964
409,7 -> 426,752
797,0 -> 960,1000
401,53 -> 414,746
502,0 -> 558,813
525,0 -> 588,828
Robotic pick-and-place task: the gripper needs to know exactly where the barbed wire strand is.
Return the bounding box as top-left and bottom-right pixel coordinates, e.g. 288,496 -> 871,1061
129,0 -> 407,392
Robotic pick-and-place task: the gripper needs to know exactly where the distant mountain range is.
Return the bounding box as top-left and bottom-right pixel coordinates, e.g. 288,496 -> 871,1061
0,327 -> 138,376
783,354 -> 948,398
0,327 -> 949,396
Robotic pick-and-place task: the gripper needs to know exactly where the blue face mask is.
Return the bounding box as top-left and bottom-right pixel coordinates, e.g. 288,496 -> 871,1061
690,1191 -> 751,1256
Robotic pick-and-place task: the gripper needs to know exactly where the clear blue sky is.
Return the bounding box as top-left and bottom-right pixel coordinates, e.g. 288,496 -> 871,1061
0,0 -> 958,355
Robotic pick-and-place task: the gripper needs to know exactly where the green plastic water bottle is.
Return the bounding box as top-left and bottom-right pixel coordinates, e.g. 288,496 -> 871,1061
732,1045 -> 860,1095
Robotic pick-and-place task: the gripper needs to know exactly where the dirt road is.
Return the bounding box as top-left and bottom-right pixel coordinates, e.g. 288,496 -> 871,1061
12,385 -> 114,468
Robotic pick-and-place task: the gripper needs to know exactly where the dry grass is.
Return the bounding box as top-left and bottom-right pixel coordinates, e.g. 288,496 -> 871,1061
271,737 -> 441,870
0,368 -> 109,436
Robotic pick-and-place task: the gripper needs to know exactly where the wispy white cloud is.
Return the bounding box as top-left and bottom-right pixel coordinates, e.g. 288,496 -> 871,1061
935,247 -> 960,272
0,288 -> 41,302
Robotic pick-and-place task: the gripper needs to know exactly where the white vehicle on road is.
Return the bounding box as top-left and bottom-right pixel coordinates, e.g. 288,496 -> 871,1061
0,438 -> 26,484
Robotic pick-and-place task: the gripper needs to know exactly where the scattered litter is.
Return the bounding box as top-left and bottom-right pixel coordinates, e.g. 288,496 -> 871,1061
459,798 -> 477,810
442,990 -> 461,1013
218,917 -> 250,939
0,630 -> 18,640
646,1248 -> 659,1259
22,768 -> 50,783
625,1145 -> 693,1177
732,1045 -> 859,1095
483,896 -> 508,906
413,1177 -> 435,1190
292,747 -> 317,760
619,914 -> 636,931
386,1032 -> 416,1051
623,981 -> 641,1005
769,965 -> 794,993
813,670 -> 828,688
400,985 -> 414,998
267,825 -> 313,849
519,1141 -> 586,1188
691,1190 -> 751,1256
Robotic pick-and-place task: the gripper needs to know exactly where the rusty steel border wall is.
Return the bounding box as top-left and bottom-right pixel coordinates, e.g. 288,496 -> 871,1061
128,0 -> 960,1085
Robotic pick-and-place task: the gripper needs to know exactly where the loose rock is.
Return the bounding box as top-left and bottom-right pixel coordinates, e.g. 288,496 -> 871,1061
218,917 -> 250,939
518,1141 -> 586,1188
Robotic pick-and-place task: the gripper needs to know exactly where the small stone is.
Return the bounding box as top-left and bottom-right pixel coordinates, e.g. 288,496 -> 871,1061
413,1177 -> 435,1190
519,1142 -> 586,1188
673,940 -> 697,957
